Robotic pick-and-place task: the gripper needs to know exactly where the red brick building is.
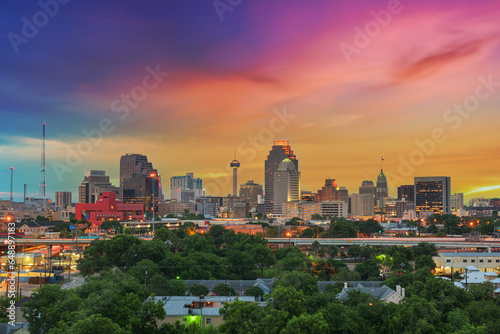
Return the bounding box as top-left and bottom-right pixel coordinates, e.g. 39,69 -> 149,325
75,192 -> 144,228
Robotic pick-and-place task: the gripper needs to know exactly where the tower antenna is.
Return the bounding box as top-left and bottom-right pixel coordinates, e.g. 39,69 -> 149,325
24,184 -> 27,204
39,123 -> 46,209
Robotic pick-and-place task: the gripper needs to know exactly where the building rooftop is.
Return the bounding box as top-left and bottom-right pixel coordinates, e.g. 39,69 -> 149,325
151,296 -> 256,316
440,253 -> 500,257
337,284 -> 396,301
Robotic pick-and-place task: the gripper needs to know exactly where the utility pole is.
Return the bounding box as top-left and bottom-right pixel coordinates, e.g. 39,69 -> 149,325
225,265 -> 228,301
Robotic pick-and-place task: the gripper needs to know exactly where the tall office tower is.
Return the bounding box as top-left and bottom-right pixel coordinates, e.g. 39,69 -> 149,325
78,170 -> 120,204
120,154 -> 157,198
350,193 -> 375,216
375,170 -> 388,207
170,173 -> 203,201
273,158 -> 300,214
123,172 -> 159,214
239,180 -> 263,209
264,141 -> 298,214
55,191 -> 72,210
359,180 -> 376,197
230,158 -> 240,196
398,185 -> 415,202
316,179 -> 349,203
414,177 -> 451,215
451,193 -> 464,210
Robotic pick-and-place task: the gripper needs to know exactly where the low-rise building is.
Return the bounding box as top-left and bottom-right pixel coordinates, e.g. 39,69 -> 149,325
337,283 -> 404,304
433,252 -> 500,275
152,296 -> 257,328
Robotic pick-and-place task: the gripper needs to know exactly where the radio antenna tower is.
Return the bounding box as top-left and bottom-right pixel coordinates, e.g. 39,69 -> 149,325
9,167 -> 14,202
39,123 -> 46,209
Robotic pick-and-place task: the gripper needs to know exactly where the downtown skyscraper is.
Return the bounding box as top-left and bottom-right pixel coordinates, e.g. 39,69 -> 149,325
264,141 -> 298,214
414,176 -> 451,215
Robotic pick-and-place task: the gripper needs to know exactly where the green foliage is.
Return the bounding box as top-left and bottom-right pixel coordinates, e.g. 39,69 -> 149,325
280,313 -> 329,334
212,283 -> 237,296
188,283 -> 210,296
415,255 -> 436,271
355,259 -> 380,280
245,285 -> 264,298
324,220 -> 357,238
219,300 -> 265,334
275,271 -> 319,295
357,219 -> 383,237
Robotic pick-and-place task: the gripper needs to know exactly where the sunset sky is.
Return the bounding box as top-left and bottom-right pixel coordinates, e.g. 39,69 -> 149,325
1,0 -> 500,202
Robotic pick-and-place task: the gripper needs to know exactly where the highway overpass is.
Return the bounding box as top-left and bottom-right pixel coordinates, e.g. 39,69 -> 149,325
266,237 -> 500,250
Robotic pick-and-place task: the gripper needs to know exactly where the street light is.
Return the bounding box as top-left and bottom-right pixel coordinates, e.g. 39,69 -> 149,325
286,232 -> 291,246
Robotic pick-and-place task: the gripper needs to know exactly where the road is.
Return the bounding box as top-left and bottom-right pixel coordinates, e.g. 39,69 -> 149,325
61,274 -> 85,290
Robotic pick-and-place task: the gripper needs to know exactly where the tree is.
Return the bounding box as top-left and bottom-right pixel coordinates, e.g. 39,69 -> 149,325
413,242 -> 438,257
327,245 -> 338,258
333,268 -> 361,281
354,259 -> 380,280
414,255 -> 436,272
427,224 -> 439,235
212,283 -> 237,296
326,220 -> 357,238
311,241 -> 321,254
219,300 -> 265,333
275,271 -> 319,295
188,284 -> 209,296
48,314 -> 129,334
245,286 -> 264,298
357,219 -> 383,237
347,245 -> 362,258
280,313 -> 329,334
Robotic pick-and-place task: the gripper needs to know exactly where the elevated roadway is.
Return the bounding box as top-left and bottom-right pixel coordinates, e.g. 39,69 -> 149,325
266,237 -> 500,249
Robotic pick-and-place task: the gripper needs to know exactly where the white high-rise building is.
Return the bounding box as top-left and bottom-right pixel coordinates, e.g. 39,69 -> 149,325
273,158 -> 300,215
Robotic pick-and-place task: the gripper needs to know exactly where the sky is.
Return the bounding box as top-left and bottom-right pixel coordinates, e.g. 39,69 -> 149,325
1,0 -> 500,202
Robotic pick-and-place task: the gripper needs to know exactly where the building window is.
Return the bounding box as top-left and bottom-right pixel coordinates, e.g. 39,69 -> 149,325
471,260 -> 475,263
206,318 -> 211,324
496,260 -> 500,263
446,259 -> 451,263
479,260 -> 483,263
463,260 -> 467,263
488,260 -> 492,263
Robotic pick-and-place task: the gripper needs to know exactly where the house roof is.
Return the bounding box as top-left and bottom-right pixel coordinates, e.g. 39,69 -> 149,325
484,271 -> 498,277
440,253 -> 500,258
0,323 -> 30,334
318,281 -> 380,292
151,296 -> 256,317
337,285 -> 397,301
490,278 -> 500,284
184,279 -> 275,294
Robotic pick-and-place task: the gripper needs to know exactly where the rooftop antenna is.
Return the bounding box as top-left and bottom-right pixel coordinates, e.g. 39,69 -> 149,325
39,123 -> 46,210
9,167 -> 14,202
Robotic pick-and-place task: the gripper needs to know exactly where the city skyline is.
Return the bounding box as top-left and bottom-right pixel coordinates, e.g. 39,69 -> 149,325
1,1 -> 500,201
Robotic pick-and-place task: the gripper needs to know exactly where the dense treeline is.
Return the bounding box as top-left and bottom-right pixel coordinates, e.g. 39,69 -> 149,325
16,225 -> 500,333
